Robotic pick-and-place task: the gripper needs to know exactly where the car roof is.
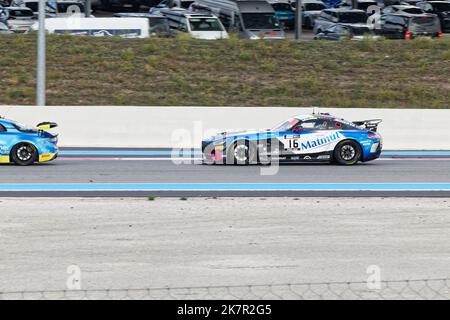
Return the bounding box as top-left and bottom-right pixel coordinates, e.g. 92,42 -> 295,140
389,11 -> 434,16
302,0 -> 326,4
292,114 -> 339,121
5,6 -> 33,10
325,8 -> 366,13
114,12 -> 166,18
390,4 -> 421,8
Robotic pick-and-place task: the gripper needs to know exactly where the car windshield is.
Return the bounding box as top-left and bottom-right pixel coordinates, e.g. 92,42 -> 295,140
305,3 -> 326,11
272,3 -> 292,11
242,12 -> 281,30
149,17 -> 170,32
180,0 -> 194,9
403,7 -> 424,14
432,2 -> 450,11
9,9 -> 34,17
358,2 -> 378,11
409,16 -> 440,32
338,12 -> 368,23
189,18 -> 224,31
271,118 -> 300,132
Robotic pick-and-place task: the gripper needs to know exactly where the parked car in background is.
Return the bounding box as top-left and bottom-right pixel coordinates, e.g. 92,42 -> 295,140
2,7 -> 35,32
291,0 -> 327,29
313,8 -> 369,33
416,1 -> 450,32
268,0 -> 295,29
335,0 -> 379,12
375,12 -> 442,38
314,23 -> 377,39
192,0 -> 285,39
160,7 -> 229,39
30,17 -> 150,38
171,0 -> 195,8
114,12 -> 175,36
22,0 -> 93,18
382,4 -> 425,14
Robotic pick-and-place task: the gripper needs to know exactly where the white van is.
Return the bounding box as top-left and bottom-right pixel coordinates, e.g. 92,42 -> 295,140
160,8 -> 229,39
30,17 -> 149,38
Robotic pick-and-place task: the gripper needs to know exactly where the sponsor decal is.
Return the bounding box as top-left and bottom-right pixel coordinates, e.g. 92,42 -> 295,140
299,132 -> 342,151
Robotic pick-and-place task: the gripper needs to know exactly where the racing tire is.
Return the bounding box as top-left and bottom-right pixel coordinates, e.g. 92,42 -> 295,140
11,143 -> 38,166
333,140 -> 362,166
226,140 -> 257,165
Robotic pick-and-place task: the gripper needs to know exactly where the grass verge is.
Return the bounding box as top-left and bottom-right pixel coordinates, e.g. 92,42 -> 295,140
0,34 -> 449,108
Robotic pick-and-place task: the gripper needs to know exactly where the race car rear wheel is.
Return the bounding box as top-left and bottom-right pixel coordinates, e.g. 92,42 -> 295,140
11,143 -> 38,166
334,140 -> 361,165
227,140 -> 257,165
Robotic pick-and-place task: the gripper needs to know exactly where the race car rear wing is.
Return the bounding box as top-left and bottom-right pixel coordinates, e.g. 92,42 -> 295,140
352,119 -> 382,132
36,122 -> 58,130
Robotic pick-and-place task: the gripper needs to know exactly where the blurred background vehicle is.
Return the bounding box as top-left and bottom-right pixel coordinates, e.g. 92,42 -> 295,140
375,12 -> 442,38
114,12 -> 176,36
382,4 -> 425,14
416,1 -> 450,32
291,0 -> 327,29
2,6 -> 35,32
313,7 -> 369,34
190,0 -> 285,39
30,16 -> 150,37
314,22 -> 378,39
268,0 -> 295,29
159,7 -> 229,39
334,0 -> 379,12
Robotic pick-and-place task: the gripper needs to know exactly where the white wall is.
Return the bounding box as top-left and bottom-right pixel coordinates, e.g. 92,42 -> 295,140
0,106 -> 449,150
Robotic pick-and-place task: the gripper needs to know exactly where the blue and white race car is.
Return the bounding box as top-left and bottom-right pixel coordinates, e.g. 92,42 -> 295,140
0,116 -> 58,165
202,113 -> 382,165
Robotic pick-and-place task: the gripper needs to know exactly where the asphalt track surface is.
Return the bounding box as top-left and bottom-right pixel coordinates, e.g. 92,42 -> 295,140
0,149 -> 450,197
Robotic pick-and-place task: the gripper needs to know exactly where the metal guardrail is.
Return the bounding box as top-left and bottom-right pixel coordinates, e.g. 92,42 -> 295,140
1,278 -> 449,300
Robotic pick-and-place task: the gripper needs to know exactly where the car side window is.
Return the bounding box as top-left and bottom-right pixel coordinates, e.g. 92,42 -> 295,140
327,25 -> 337,33
0,124 -> 6,132
336,25 -> 350,35
385,15 -> 406,29
293,119 -> 331,131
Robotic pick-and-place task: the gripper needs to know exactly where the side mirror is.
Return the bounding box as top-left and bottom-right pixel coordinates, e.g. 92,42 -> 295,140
37,122 -> 58,130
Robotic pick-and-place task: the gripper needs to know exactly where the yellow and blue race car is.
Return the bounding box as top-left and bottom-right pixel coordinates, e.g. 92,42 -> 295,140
0,116 -> 58,166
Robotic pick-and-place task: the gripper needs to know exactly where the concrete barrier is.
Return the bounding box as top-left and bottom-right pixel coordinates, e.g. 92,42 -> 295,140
0,106 -> 449,150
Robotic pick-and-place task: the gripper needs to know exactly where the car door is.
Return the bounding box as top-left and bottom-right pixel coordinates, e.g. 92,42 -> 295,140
0,123 -> 12,162
322,25 -> 341,40
277,118 -> 337,156
383,15 -> 406,38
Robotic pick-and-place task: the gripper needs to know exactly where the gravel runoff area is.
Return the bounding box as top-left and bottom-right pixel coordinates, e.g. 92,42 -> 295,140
0,197 -> 449,294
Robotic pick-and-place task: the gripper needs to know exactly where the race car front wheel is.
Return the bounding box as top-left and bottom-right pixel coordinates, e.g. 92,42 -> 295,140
11,143 -> 38,166
227,140 -> 257,165
334,140 -> 361,165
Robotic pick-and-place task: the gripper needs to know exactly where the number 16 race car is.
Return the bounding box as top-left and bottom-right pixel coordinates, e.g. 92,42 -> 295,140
0,116 -> 58,166
202,113 -> 382,166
